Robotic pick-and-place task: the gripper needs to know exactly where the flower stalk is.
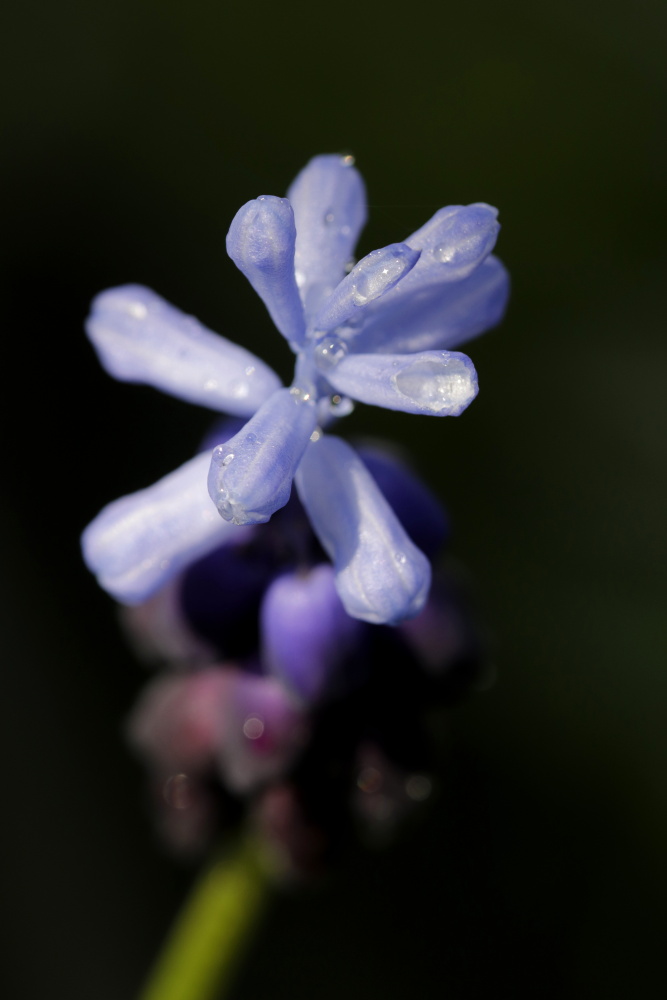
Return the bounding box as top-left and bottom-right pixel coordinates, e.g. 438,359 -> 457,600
138,834 -> 269,1000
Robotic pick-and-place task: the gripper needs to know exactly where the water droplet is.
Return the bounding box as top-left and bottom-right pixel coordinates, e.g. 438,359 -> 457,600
341,154 -> 355,166
349,244 -> 418,306
324,211 -> 335,225
244,365 -> 256,376
394,551 -> 407,565
243,715 -> 265,740
434,243 -> 457,263
314,336 -> 348,371
326,395 -> 354,418
290,385 -> 312,402
310,429 -> 321,443
393,357 -> 472,412
222,452 -> 234,466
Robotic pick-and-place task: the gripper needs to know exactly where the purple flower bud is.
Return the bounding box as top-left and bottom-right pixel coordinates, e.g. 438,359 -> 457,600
260,564 -> 366,703
226,196 -> 306,346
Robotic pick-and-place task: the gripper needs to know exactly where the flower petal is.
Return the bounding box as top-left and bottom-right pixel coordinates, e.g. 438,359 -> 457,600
404,203 -> 500,280
82,451 -> 241,604
261,564 -> 366,704
356,445 -> 448,558
287,154 -> 367,320
340,255 -> 510,355
226,196 -> 306,346
86,285 -> 282,415
208,387 -> 317,525
325,350 -> 478,416
295,435 -> 431,625
311,243 -> 420,333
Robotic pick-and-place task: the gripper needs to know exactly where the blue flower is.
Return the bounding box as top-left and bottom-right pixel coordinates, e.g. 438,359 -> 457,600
82,155 -> 508,625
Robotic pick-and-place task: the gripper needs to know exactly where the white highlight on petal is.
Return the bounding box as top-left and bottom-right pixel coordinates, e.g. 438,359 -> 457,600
86,285 -> 282,415
82,451 -> 243,604
295,435 -> 431,625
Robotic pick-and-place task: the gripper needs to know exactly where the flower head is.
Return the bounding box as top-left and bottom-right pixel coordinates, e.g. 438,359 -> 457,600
83,155 -> 508,624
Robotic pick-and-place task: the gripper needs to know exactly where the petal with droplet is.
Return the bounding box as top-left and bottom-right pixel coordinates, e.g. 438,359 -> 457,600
311,243 -> 420,332
208,387 -> 317,525
341,255 -> 510,355
326,350 -> 478,416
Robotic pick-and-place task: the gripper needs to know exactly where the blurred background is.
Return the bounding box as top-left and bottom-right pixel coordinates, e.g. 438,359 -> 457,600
2,1 -> 666,997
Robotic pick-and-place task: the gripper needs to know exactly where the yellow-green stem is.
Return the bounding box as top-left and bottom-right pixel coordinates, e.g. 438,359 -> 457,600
138,835 -> 269,1000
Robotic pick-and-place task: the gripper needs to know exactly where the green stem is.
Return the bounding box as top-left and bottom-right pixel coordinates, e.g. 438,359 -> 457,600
138,834 -> 270,1000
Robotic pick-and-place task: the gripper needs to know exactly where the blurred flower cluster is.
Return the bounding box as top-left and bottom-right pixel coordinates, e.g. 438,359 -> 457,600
82,155 -> 508,876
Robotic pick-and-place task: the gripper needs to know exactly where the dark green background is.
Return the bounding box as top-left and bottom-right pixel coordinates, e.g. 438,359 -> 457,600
2,2 -> 666,997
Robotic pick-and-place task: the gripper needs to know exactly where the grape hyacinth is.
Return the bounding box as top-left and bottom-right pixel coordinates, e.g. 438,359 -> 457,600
83,154 -> 508,627
123,443 -> 483,870
81,154 -> 508,875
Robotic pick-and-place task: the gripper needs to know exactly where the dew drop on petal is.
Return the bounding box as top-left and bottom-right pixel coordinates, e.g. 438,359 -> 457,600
393,356 -> 473,413
314,336 -> 348,371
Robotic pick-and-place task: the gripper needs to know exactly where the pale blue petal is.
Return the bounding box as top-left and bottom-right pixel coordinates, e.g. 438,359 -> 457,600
295,435 -> 431,625
310,243 -> 420,333
340,255 -> 510,355
86,285 -> 282,415
325,350 -> 478,416
287,154 -> 367,320
208,387 -> 317,525
226,196 -> 306,346
404,203 -> 500,280
81,452 -> 243,605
